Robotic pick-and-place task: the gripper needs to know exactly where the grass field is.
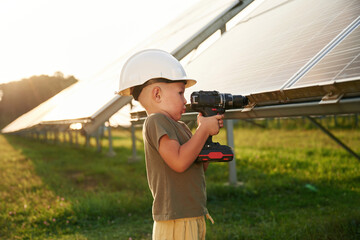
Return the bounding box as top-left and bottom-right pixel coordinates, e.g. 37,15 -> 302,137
1,120 -> 360,239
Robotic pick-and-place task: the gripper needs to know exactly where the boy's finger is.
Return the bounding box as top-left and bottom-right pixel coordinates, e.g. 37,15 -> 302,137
214,114 -> 224,119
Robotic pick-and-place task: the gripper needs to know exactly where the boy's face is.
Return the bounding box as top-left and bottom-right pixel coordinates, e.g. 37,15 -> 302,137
159,82 -> 187,121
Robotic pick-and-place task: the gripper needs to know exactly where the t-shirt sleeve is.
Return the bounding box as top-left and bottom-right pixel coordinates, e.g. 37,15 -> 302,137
145,114 -> 178,151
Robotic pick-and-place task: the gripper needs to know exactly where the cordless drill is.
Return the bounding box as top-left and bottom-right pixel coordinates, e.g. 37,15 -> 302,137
190,91 -> 248,162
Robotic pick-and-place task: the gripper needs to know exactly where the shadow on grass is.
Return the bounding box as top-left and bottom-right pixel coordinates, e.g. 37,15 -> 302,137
3,134 -> 153,239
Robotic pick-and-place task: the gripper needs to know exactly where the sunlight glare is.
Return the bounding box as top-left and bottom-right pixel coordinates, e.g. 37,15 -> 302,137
0,0 -> 200,84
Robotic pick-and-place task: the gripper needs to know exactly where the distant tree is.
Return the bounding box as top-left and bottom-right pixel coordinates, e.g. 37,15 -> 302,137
0,73 -> 78,129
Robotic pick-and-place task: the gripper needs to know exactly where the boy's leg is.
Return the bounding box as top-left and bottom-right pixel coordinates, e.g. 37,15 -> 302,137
153,216 -> 206,240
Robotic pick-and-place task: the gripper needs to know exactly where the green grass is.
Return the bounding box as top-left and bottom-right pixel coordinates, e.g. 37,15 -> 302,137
1,123 -> 360,239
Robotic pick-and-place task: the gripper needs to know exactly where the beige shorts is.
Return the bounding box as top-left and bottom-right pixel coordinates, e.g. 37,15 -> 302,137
152,214 -> 214,240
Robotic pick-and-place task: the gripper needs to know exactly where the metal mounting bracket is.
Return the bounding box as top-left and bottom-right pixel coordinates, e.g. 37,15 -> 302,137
242,102 -> 257,112
320,91 -> 344,104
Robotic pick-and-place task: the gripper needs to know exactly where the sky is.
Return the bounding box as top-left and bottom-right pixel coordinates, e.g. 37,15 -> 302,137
0,0 -> 201,84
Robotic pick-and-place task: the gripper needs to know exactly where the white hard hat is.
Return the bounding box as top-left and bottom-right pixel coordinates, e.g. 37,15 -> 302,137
118,49 -> 196,97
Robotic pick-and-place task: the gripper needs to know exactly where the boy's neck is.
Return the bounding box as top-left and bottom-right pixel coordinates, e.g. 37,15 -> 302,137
146,108 -> 172,120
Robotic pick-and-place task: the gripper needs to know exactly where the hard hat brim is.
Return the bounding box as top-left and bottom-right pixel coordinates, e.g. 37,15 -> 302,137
117,78 -> 197,97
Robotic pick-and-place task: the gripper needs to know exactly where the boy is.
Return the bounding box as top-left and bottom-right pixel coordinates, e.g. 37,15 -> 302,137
118,49 -> 224,239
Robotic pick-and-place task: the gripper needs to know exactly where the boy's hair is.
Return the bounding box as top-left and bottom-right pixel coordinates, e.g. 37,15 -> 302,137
132,78 -> 186,101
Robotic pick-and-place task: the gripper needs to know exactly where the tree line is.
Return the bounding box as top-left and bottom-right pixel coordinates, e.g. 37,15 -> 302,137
0,72 -> 78,129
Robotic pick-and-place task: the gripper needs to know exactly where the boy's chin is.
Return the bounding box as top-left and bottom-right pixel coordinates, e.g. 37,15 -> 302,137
172,114 -> 182,121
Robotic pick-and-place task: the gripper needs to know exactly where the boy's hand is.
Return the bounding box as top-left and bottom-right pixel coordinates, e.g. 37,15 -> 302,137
197,113 -> 224,136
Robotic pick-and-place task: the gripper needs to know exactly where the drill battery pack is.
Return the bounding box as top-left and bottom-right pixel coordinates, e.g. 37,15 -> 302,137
197,143 -> 234,162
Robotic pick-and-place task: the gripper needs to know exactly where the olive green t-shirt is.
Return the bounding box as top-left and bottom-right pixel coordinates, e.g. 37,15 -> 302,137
143,113 -> 208,221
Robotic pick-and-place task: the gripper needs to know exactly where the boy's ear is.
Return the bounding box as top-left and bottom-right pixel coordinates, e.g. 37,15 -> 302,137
152,86 -> 161,102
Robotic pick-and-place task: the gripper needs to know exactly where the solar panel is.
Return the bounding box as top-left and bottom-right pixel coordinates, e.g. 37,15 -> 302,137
292,18 -> 360,87
185,0 -> 360,99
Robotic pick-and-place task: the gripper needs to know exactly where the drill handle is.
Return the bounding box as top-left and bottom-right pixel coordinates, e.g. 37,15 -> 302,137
198,107 -> 216,117
197,107 -> 224,147
198,107 -> 225,117
205,136 -> 213,146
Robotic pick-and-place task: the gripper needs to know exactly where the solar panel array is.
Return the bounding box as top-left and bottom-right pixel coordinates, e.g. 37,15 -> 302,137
185,0 -> 360,102
3,0 -> 360,133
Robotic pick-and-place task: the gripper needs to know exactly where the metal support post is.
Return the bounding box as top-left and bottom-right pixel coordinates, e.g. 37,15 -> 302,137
128,124 -> 140,163
355,114 -> 358,127
96,127 -> 102,153
84,133 -> 90,147
226,119 -> 238,186
68,131 -> 73,145
307,116 -> 360,162
55,130 -> 59,144
107,125 -> 116,157
50,131 -> 53,143
63,131 -> 67,144
75,131 -> 79,147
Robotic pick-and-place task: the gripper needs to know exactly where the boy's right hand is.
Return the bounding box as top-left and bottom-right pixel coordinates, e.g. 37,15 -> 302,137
197,113 -> 224,136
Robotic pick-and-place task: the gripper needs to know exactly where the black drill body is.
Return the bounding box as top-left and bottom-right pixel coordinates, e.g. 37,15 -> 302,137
190,91 -> 248,162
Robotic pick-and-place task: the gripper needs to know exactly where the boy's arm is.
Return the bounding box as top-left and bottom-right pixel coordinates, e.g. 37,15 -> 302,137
158,114 -> 223,173
203,162 -> 209,172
